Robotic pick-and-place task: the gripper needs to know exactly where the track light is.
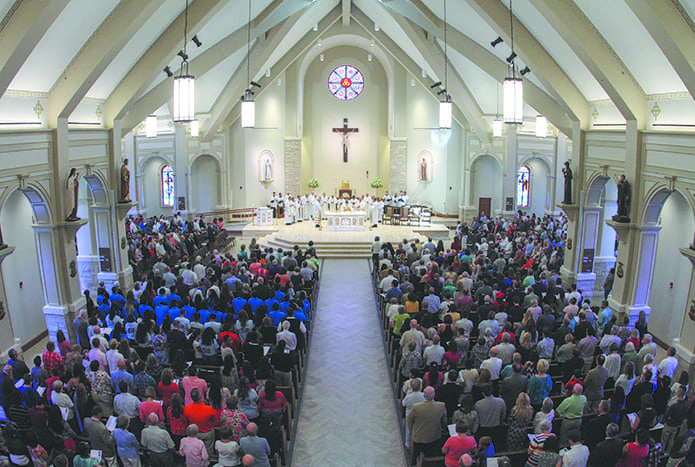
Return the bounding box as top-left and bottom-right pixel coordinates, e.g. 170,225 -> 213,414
437,89 -> 448,96
250,81 -> 261,88
430,81 -> 442,89
519,66 -> 530,76
164,66 -> 173,77
177,50 -> 188,61
506,51 -> 517,64
491,37 -> 503,47
245,88 -> 255,96
192,35 -> 202,47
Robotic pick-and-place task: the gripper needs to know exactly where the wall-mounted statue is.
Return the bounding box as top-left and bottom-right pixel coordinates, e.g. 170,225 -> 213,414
65,168 -> 80,221
613,175 -> 631,223
120,158 -> 131,202
562,161 -> 573,204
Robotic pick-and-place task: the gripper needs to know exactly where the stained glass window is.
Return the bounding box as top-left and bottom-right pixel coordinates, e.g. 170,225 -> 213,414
161,165 -> 174,207
517,166 -> 530,207
328,65 -> 364,101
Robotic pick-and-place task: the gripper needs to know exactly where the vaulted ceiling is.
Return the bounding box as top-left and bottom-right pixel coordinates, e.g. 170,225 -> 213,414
1,0 -> 694,139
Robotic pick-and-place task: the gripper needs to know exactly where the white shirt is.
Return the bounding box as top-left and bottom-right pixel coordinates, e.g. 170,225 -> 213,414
560,444 -> 589,467
423,344 -> 445,366
480,356 -> 503,380
658,356 -> 679,379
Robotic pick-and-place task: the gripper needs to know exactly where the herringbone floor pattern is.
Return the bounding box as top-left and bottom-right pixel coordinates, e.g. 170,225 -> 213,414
291,259 -> 407,467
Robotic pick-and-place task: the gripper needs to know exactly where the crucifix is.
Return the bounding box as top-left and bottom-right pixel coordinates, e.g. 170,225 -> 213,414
332,118 -> 359,163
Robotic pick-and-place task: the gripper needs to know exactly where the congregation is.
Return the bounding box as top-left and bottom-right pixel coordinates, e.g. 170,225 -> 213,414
0,215 -> 319,467
373,211 -> 689,466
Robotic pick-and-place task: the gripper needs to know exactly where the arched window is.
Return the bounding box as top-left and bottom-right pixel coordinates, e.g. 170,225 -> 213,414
517,166 -> 530,207
161,165 -> 174,207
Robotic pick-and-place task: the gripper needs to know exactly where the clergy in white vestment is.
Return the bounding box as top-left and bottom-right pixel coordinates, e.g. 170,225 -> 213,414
383,191 -> 392,206
370,198 -> 380,227
303,195 -> 311,221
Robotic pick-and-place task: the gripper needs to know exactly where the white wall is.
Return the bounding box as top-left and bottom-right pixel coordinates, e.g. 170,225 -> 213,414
471,155 -> 503,215
0,190 -> 47,348
303,46 -> 387,196
75,179 -> 94,255
143,158 -> 170,217
190,155 -> 220,213
648,192 -> 695,343
598,180 -> 618,257
523,158 -> 550,216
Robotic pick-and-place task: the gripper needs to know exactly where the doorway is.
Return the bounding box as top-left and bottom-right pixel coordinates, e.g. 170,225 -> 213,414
478,197 -> 491,218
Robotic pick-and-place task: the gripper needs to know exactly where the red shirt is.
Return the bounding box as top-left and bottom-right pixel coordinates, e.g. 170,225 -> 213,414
184,403 -> 219,433
43,350 -> 64,377
139,399 -> 164,423
157,382 -> 179,407
167,406 -> 188,436
219,332 -> 240,352
443,435 -> 477,467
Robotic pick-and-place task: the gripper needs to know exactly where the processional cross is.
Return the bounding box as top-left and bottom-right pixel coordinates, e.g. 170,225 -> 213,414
332,118 -> 359,163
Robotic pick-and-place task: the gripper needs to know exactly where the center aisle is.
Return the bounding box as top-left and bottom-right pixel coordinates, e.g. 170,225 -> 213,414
291,259 -> 407,467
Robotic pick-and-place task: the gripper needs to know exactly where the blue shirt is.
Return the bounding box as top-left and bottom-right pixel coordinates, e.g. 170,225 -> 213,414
168,293 -> 181,304
268,310 -> 286,327
153,295 -> 169,307
110,293 -> 126,307
239,436 -> 270,467
232,297 -> 247,312
248,297 -> 263,311
155,305 -> 170,325
111,369 -> 134,393
114,428 -> 140,458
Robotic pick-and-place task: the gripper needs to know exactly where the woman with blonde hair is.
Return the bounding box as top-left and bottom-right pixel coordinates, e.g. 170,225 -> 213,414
507,392 -> 534,450
527,359 -> 552,411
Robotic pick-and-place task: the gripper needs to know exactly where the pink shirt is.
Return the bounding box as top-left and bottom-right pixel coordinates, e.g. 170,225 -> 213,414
178,436 -> 209,467
182,376 -> 208,406
87,348 -> 108,372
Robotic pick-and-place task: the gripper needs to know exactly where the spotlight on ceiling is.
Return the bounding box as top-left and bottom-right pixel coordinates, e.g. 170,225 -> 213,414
192,35 -> 202,47
490,36 -> 503,47
163,66 -> 173,77
245,88 -> 255,96
250,81 -> 261,88
177,50 -> 188,61
506,51 -> 517,64
437,89 -> 448,96
519,66 -> 531,76
430,81 -> 442,89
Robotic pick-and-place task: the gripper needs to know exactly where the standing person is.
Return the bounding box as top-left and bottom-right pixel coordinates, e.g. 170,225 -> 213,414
407,386 -> 447,460
603,268 -> 615,300
584,355 -> 609,413
84,405 -> 117,467
140,413 -> 175,466
239,422 -> 271,467
617,429 -> 650,467
114,416 -> 141,467
441,419 -> 476,467
183,388 -> 219,456
556,384 -> 586,446
371,236 -> 382,269
558,429 -> 589,467
178,424 -> 209,467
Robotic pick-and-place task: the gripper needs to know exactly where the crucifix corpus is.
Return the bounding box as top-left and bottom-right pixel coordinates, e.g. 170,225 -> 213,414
332,118 -> 359,163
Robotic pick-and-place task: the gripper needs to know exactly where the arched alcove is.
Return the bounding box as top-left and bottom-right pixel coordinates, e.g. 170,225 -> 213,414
470,155 -> 503,216
0,189 -> 47,347
644,190 -> 695,344
75,172 -> 110,294
190,154 -> 221,214
142,157 -> 173,217
520,157 -> 551,215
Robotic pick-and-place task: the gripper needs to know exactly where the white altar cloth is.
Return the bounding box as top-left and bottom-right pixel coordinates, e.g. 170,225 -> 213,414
325,211 -> 366,231
256,207 -> 273,226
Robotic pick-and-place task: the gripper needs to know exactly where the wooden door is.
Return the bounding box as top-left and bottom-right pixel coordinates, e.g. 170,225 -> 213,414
478,197 -> 491,218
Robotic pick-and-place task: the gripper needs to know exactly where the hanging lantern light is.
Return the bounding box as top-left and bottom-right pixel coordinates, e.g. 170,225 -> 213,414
439,100 -> 452,129
173,0 -> 195,123
439,0 -> 453,130
241,99 -> 255,128
504,77 -> 523,124
536,115 -> 547,138
145,115 -> 157,138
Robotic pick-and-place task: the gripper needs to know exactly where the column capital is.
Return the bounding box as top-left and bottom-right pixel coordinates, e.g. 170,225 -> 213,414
605,220 -> 663,240
680,247 -> 695,266
0,246 -> 16,266
115,201 -> 136,221
32,219 -> 88,236
556,202 -> 580,223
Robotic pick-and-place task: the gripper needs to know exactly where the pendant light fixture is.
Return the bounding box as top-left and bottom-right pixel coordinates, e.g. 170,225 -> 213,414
241,0 -> 255,128
173,0 -> 195,123
503,0 -> 523,125
493,82 -> 503,137
145,115 -> 157,138
439,0 -> 452,129
536,115 -> 547,138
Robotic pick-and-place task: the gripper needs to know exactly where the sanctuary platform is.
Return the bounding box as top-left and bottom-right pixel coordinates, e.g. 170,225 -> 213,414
224,218 -> 450,259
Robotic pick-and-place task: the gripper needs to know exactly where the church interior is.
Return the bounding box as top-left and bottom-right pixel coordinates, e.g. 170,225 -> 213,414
0,0 -> 695,465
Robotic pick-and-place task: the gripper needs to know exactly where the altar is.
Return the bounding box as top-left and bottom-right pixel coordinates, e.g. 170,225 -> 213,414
256,207 -> 273,226
325,211 -> 366,231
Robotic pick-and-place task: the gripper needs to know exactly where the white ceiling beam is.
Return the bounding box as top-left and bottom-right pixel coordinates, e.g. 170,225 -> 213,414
351,8 -> 468,130
121,0 -> 314,135
342,0 -> 350,26
531,0 -> 646,128
103,0 -> 227,127
223,15 -> 345,127
46,0 -> 160,127
0,0 -> 69,98
381,0 -> 571,136
203,7 -> 341,140
466,0 -> 590,129
390,12 -> 488,139
627,0 -> 695,102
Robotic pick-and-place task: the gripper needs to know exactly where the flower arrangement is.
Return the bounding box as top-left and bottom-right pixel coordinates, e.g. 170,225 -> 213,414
308,178 -> 320,189
370,178 -> 384,188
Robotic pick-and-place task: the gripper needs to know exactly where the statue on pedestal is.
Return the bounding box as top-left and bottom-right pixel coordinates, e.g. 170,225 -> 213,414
119,158 -> 131,203
65,168 -> 80,221
562,161 -> 573,204
613,175 -> 631,223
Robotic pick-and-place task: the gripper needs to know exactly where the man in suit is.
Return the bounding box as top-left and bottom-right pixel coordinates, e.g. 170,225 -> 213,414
407,386 -> 447,460
474,384 -> 506,442
588,423 -> 624,466
582,400 -> 613,449
584,355 -> 609,413
499,364 -> 528,416
84,405 -> 117,467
